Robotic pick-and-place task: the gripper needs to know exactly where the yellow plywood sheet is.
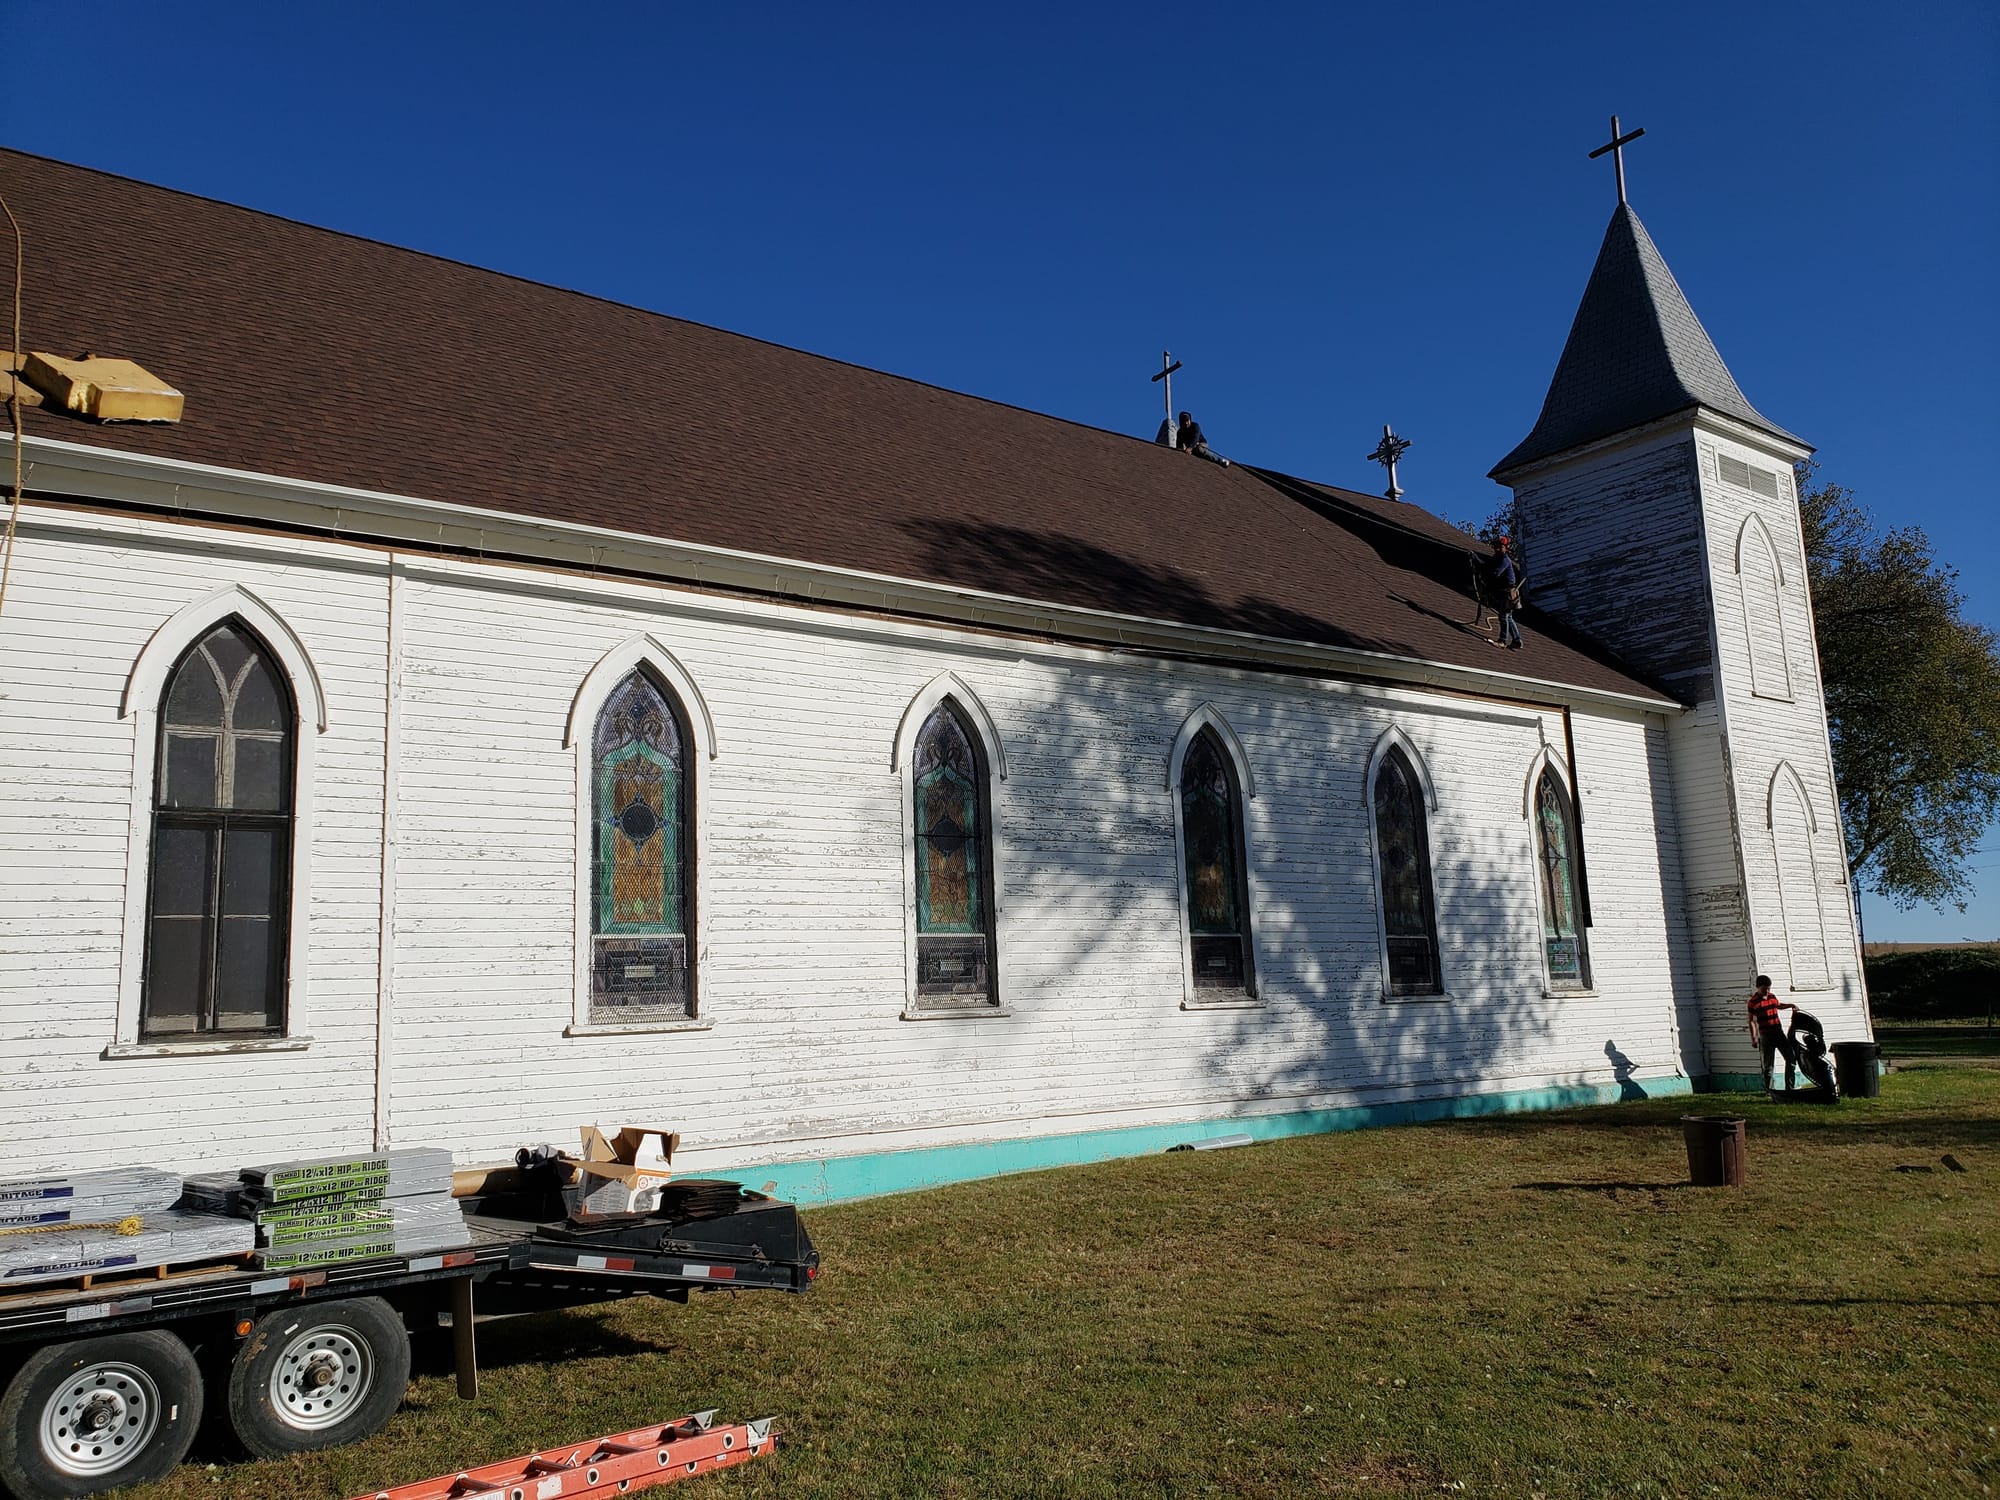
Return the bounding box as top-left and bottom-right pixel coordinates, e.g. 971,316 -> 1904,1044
1,352 -> 44,409
21,351 -> 182,422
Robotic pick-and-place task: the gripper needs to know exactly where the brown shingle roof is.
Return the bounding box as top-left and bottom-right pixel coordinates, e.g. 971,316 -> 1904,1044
1,148 -> 1669,705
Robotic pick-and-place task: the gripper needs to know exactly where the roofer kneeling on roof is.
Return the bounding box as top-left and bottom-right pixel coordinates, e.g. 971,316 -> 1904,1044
1175,411 -> 1230,467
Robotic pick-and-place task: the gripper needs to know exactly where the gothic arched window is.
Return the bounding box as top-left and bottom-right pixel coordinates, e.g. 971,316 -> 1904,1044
143,620 -> 295,1038
1534,768 -> 1590,990
1374,745 -> 1441,995
1737,517 -> 1794,701
912,701 -> 997,1004
591,671 -> 692,1018
1180,728 -> 1253,993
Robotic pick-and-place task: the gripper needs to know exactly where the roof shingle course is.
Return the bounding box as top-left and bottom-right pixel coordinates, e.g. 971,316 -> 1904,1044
1491,203 -> 1805,477
1,148 -> 1668,704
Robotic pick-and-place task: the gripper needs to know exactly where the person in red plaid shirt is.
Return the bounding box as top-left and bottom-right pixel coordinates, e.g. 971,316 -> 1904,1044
1747,974 -> 1800,1089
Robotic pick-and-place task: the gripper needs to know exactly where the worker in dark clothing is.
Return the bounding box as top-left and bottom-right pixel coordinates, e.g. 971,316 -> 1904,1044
1486,535 -> 1524,650
1747,974 -> 1800,1089
1175,412 -> 1230,467
1155,417 -> 1178,447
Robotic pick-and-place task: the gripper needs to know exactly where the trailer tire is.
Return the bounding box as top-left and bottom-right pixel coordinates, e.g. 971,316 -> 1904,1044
225,1296 -> 409,1458
0,1329 -> 204,1499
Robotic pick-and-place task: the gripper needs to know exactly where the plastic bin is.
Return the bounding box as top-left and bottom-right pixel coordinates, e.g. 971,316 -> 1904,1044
1832,1041 -> 1881,1098
1681,1115 -> 1747,1187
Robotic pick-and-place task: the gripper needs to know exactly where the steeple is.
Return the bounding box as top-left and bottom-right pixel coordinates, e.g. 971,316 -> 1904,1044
1490,203 -> 1804,478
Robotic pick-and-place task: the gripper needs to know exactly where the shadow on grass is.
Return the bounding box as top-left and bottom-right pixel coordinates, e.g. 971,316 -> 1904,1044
411,1308 -> 669,1377
1514,1180 -> 1691,1193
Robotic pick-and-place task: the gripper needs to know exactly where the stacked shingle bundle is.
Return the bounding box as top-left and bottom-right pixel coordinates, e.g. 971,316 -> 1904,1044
0,1168 -> 254,1286
235,1149 -> 468,1270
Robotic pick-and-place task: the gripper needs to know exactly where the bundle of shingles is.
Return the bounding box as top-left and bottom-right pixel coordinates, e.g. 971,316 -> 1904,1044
0,1168 -> 255,1287
186,1148 -> 469,1270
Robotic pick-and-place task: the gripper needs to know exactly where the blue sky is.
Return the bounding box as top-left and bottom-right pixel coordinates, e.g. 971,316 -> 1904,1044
5,2 -> 1995,938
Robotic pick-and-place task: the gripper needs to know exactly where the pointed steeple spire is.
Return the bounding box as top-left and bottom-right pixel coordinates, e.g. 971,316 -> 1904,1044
1491,203 -> 1804,478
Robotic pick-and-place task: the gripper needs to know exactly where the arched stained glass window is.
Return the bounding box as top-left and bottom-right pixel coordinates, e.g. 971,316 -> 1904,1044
143,620 -> 295,1038
591,671 -> 692,1018
1181,729 -> 1252,992
1374,745 -> 1441,995
1535,768 -> 1590,989
913,702 -> 996,1003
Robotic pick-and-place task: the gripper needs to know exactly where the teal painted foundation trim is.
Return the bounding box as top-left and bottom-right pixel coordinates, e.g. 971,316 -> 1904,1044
717,1073 -> 1696,1208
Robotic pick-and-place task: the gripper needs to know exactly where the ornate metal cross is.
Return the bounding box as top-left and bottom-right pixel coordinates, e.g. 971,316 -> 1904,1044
1365,423 -> 1412,501
1588,115 -> 1646,205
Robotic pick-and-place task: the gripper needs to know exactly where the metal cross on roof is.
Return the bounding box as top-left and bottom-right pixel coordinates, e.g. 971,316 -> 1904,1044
1588,114 -> 1646,205
1150,349 -> 1184,424
1365,423 -> 1412,501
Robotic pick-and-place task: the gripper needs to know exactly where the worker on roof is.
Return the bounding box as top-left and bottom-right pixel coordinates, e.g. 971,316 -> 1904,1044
1486,535 -> 1525,651
1155,417 -> 1178,447
1175,412 -> 1230,468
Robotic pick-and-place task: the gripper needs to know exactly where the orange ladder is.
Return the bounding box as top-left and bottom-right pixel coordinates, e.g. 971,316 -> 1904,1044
348,1410 -> 774,1499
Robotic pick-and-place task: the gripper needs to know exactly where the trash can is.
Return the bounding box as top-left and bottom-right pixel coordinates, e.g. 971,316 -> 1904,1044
1681,1115 -> 1747,1187
1832,1041 -> 1881,1098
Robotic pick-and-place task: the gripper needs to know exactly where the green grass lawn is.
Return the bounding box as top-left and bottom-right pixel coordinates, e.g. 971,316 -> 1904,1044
1877,1020 -> 2000,1066
126,1070 -> 1997,1500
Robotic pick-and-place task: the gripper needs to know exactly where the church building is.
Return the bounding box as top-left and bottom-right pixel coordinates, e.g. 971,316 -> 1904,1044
0,147 -> 1867,1200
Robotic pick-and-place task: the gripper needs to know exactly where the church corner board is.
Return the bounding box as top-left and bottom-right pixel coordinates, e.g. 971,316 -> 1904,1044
0,144 -> 1867,1200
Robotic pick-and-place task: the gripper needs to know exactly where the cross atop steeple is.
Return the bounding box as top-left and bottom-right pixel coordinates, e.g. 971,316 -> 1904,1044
1588,114 -> 1646,205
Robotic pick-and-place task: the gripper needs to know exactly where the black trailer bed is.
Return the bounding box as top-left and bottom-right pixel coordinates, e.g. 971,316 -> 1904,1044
0,1184 -> 817,1345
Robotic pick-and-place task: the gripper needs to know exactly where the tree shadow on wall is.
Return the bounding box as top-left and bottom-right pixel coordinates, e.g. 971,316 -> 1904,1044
910,656 -> 1672,1139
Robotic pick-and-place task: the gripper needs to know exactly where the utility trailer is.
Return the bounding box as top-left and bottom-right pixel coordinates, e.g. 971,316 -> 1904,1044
0,1179 -> 817,1500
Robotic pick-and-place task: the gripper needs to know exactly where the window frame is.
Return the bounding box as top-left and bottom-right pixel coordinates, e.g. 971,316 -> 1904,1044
1529,759 -> 1592,994
893,672 -> 1010,1020
141,622 -> 298,1040
109,588 -> 324,1058
1166,702 -> 1262,1010
1766,762 -> 1833,992
1364,725 -> 1447,1002
565,634 -> 718,1037
1734,513 -> 1796,703
909,700 -> 1002,1010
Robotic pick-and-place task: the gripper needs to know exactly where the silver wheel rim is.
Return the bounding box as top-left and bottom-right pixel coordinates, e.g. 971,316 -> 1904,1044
39,1359 -> 162,1479
269,1323 -> 374,1431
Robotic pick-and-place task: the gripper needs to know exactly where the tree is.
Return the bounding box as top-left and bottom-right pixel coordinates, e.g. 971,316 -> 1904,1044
1797,463 -> 2000,910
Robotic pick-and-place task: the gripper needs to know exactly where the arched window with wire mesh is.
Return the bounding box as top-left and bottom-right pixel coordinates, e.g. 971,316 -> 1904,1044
591,670 -> 693,1019
1373,744 -> 1442,995
912,700 -> 997,1005
1534,767 -> 1591,990
1179,728 -> 1254,994
143,619 -> 296,1038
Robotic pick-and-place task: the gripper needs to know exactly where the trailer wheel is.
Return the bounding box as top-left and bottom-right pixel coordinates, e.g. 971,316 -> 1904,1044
225,1297 -> 409,1458
0,1329 -> 204,1499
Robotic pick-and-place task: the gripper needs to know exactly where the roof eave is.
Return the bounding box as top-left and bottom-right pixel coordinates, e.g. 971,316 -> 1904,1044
1490,402 -> 1814,485
18,432 -> 1680,716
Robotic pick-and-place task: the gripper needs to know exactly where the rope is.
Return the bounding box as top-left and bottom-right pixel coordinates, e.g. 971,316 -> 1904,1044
0,1215 -> 147,1239
0,188 -> 23,622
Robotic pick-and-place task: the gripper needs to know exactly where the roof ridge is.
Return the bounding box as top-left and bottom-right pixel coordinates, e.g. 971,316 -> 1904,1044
0,145 -> 1183,459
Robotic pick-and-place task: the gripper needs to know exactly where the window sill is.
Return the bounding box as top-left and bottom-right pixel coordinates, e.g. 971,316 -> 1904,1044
1544,987 -> 1600,999
1380,992 -> 1452,1005
566,1018 -> 715,1037
1180,996 -> 1264,1011
103,1034 -> 313,1060
901,1005 -> 1012,1021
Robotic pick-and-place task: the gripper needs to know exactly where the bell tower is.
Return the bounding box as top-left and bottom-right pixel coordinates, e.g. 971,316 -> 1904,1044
1489,142 -> 1869,1084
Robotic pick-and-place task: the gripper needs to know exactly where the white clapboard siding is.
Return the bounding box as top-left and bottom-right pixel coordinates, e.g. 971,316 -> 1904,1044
0,505 -> 1716,1177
